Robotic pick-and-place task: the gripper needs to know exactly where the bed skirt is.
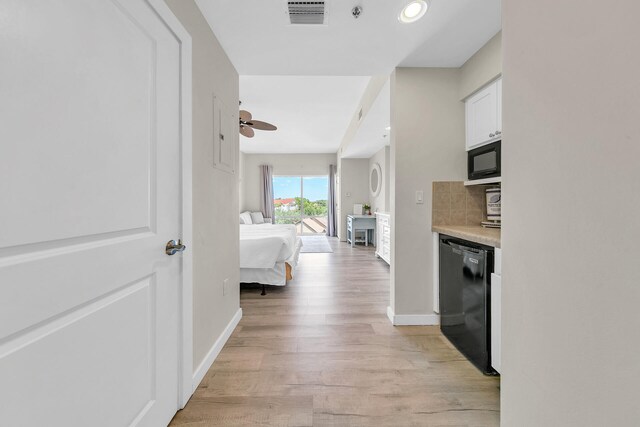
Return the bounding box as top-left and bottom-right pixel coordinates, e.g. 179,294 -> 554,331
240,237 -> 303,286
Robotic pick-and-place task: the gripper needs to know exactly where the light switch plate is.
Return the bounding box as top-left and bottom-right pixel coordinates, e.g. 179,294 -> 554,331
416,190 -> 424,204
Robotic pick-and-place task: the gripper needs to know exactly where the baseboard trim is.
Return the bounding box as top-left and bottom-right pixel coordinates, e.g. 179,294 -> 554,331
192,307 -> 242,392
387,306 -> 439,325
386,306 -> 395,323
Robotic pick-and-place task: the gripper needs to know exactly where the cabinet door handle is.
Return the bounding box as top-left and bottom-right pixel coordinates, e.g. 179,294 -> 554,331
489,133 -> 495,138
496,130 -> 502,135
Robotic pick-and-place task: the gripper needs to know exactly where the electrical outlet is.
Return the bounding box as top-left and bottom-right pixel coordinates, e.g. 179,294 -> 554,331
223,278 -> 229,296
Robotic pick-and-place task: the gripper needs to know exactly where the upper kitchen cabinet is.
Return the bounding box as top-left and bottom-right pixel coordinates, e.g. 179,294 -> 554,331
465,77 -> 502,150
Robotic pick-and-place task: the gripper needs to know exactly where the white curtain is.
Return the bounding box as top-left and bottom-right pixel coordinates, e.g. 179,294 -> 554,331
327,164 -> 337,237
260,164 -> 275,224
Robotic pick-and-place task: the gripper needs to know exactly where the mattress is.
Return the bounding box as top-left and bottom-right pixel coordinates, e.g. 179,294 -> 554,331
239,223 -> 297,269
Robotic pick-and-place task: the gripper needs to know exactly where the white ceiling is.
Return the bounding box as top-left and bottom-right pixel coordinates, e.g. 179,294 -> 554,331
239,76 -> 369,153
197,0 -> 501,154
342,78 -> 390,158
196,0 -> 501,75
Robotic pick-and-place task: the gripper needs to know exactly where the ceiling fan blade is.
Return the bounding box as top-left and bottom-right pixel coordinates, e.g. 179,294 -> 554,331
239,110 -> 252,122
247,120 -> 277,131
240,125 -> 255,138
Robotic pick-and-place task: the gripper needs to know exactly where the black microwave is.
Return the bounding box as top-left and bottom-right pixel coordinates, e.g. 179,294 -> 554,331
468,140 -> 501,181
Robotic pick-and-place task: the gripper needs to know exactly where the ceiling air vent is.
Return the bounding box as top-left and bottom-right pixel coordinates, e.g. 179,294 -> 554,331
288,1 -> 325,25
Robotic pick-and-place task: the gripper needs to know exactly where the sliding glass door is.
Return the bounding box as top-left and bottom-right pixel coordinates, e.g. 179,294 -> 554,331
273,176 -> 302,233
301,176 -> 329,234
273,175 -> 329,235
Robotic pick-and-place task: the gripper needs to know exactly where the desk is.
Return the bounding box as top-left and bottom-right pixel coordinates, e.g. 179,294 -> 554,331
347,215 -> 376,248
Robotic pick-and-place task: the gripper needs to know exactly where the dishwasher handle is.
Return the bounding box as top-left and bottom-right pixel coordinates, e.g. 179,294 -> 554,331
441,238 -> 483,254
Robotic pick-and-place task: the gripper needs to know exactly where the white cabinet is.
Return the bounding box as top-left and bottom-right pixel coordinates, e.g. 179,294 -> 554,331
465,77 -> 502,150
375,213 -> 390,265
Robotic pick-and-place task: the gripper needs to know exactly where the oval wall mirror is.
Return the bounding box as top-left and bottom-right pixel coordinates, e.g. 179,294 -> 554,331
370,163 -> 382,198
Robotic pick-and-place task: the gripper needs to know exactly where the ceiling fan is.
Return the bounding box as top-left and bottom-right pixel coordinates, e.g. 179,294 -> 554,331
239,107 -> 277,138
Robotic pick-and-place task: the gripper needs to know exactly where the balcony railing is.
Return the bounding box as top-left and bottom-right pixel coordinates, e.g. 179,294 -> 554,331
275,211 -> 327,235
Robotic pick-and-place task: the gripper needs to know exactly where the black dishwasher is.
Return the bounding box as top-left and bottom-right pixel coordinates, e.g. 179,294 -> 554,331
439,235 -> 496,375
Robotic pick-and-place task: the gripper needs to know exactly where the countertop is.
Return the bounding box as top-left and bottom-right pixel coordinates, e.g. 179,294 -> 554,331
432,225 -> 501,248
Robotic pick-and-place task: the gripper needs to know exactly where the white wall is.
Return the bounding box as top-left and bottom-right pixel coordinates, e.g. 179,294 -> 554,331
338,158 -> 370,240
241,153 -> 336,212
459,31 -> 502,100
338,76 -> 389,156
238,151 -> 245,212
165,0 -> 240,372
368,146 -> 390,213
390,68 -> 465,316
502,1 -> 640,425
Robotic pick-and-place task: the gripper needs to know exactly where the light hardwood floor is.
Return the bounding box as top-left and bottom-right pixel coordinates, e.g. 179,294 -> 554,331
170,238 -> 500,426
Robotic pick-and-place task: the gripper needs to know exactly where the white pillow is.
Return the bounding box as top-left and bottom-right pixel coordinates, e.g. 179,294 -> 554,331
239,211 -> 252,225
250,212 -> 265,224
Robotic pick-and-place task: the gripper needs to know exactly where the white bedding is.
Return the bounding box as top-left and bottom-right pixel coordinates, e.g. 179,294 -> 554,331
239,238 -> 303,286
239,223 -> 298,269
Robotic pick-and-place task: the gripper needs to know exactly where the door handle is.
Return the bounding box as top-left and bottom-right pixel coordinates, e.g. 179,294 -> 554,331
166,239 -> 186,255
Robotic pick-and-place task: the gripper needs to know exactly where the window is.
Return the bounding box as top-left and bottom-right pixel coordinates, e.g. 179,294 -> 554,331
273,175 -> 329,234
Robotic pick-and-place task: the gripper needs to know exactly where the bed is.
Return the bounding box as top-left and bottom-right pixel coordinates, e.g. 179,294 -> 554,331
239,223 -> 303,293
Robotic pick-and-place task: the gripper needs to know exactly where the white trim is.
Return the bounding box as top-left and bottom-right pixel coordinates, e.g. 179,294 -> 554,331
432,232 -> 439,314
192,308 -> 243,392
464,176 -> 502,186
178,26 -> 194,413
147,0 -> 194,409
387,306 -> 439,325
387,306 -> 395,323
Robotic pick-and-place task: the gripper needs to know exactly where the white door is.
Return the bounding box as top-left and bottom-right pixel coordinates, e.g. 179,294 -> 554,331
0,1 -> 185,425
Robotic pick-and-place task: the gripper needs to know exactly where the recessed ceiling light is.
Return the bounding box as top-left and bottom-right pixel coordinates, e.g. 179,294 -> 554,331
399,0 -> 428,23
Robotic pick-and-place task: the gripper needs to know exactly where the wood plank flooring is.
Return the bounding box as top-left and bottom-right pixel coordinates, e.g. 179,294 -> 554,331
170,238 -> 500,426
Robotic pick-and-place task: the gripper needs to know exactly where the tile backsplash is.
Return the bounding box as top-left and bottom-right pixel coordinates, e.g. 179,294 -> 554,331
432,181 -> 494,226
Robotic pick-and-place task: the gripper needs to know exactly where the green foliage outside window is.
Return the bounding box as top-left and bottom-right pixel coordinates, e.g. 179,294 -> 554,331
274,197 -> 327,225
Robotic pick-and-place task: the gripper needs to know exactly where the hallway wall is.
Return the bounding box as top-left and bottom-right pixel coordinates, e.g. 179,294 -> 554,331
164,0 -> 240,375
338,158 -> 370,241
390,68 -> 465,317
501,0 -> 640,424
